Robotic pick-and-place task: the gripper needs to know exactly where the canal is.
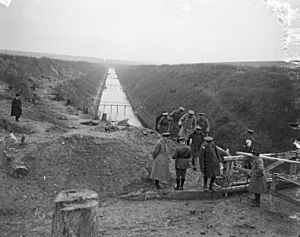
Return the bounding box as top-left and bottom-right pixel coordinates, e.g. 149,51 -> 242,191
97,68 -> 143,127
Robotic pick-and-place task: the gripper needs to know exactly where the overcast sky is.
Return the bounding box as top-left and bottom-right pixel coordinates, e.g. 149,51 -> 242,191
0,0 -> 299,63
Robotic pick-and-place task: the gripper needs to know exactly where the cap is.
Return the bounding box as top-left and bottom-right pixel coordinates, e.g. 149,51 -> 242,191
16,93 -> 20,97
162,132 -> 170,137
204,136 -> 213,142
162,112 -> 168,116
198,112 -> 204,116
252,151 -> 260,156
247,129 -> 254,134
178,137 -> 186,141
188,110 -> 194,115
196,126 -> 202,130
179,107 -> 185,111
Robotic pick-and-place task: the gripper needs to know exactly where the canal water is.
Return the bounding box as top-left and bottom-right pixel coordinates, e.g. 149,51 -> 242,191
97,68 -> 143,127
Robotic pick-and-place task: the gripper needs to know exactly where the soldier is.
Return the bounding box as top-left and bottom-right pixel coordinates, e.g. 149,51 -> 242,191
187,126 -> 205,170
172,137 -> 192,190
248,151 -> 268,207
196,113 -> 210,135
242,129 -> 255,169
169,106 -> 185,138
178,110 -> 196,138
11,93 -> 22,122
150,132 -> 171,189
155,112 -> 164,132
157,112 -> 170,134
199,136 -> 221,191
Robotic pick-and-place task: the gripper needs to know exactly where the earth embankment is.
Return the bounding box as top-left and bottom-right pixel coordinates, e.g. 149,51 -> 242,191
116,64 -> 300,153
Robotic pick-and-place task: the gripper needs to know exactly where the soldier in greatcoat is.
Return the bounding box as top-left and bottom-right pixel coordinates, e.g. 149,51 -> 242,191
187,126 -> 205,169
157,112 -> 170,134
248,151 -> 268,207
199,136 -> 221,191
172,137 -> 192,190
178,110 -> 196,138
150,132 -> 170,189
169,106 -> 185,138
11,93 -> 22,122
196,112 -> 210,135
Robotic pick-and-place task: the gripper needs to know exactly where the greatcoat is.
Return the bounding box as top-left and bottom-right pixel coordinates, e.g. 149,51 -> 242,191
11,98 -> 22,117
158,116 -> 170,134
178,114 -> 196,138
199,141 -> 221,177
248,157 -> 268,194
150,138 -> 170,182
169,109 -> 184,137
187,130 -> 205,158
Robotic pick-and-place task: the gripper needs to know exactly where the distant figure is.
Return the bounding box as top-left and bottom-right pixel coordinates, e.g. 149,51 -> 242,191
242,129 -> 255,169
178,110 -> 196,138
172,137 -> 192,190
169,106 -> 185,138
155,112 -> 164,132
196,113 -> 210,135
248,151 -> 268,207
199,136 -> 221,191
11,93 -> 22,122
157,112 -> 170,134
150,132 -> 170,189
187,126 -> 205,170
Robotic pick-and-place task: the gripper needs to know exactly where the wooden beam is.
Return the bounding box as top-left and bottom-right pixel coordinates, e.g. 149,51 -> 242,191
236,152 -> 300,164
233,166 -> 250,174
269,173 -> 277,212
265,156 -> 293,172
223,155 -> 249,162
269,189 -> 300,207
275,174 -> 300,186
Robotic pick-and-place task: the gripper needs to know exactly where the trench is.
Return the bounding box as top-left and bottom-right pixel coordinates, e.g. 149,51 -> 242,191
97,68 -> 143,127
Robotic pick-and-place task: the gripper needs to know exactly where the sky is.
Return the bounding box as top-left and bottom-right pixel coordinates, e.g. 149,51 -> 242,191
0,0 -> 299,64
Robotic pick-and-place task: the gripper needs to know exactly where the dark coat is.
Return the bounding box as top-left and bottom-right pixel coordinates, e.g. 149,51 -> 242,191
169,109 -> 184,136
11,98 -> 22,117
199,141 -> 220,177
158,116 -> 170,133
196,117 -> 210,133
150,138 -> 170,182
155,114 -> 163,131
249,157 -> 268,194
172,144 -> 192,169
187,130 -> 205,157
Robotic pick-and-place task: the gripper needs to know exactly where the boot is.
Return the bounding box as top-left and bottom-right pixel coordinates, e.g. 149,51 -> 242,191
251,194 -> 260,207
180,178 -> 185,190
209,177 -> 215,191
203,176 -> 208,190
155,180 -> 161,189
174,178 -> 180,190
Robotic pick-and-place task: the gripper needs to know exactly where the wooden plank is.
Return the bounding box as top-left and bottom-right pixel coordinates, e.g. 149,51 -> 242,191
266,155 -> 293,172
237,152 -> 300,164
269,189 -> 300,207
275,174 -> 300,186
223,155 -> 249,162
269,174 -> 277,212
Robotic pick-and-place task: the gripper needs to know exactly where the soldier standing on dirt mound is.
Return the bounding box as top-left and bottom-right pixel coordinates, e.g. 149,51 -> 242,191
196,112 -> 210,135
150,132 -> 171,189
11,93 -> 22,122
169,106 -> 185,138
157,112 -> 170,134
155,112 -> 164,132
199,136 -> 221,191
248,151 -> 268,207
178,110 -> 196,138
172,137 -> 192,190
187,126 -> 205,170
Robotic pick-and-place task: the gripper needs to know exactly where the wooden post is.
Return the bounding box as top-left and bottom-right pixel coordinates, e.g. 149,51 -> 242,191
51,189 -> 99,237
269,174 -> 277,212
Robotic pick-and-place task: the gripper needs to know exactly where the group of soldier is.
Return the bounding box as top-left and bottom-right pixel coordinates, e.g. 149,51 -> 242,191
151,107 -> 268,207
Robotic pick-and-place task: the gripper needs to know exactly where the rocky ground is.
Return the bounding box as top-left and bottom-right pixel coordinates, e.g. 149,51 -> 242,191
0,64 -> 299,237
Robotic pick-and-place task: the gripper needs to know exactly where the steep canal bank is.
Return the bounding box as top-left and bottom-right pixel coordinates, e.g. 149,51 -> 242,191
97,68 -> 143,127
